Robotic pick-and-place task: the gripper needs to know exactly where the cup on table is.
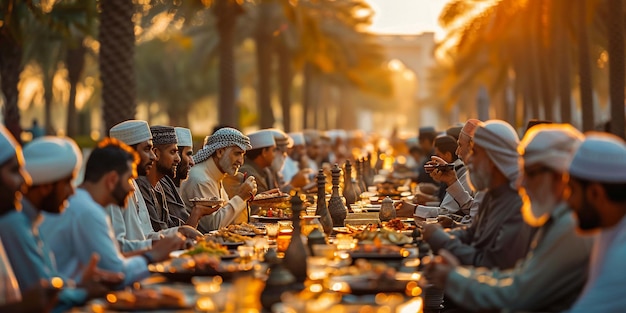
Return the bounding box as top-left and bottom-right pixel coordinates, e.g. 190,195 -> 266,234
307,256 -> 329,281
237,246 -> 254,263
265,223 -> 279,241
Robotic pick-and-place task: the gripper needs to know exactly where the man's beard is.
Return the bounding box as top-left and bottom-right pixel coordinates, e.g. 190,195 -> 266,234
271,154 -> 286,173
521,179 -> 558,227
157,161 -> 176,178
219,154 -> 238,176
112,181 -> 131,207
176,163 -> 190,181
41,189 -> 66,214
576,192 -> 602,231
468,161 -> 491,192
137,160 -> 151,176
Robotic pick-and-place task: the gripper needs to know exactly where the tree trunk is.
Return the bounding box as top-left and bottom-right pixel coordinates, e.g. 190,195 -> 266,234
100,0 -> 136,132
556,19 -> 572,124
302,62 -> 313,128
0,32 -> 23,142
608,0 -> 625,138
43,74 -> 54,135
255,2 -> 275,128
578,1 -> 595,132
66,44 -> 86,137
277,40 -> 292,132
215,0 -> 243,128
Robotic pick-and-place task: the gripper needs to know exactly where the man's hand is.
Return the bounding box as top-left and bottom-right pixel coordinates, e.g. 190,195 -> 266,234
177,225 -> 202,240
191,203 -> 220,217
79,254 -> 124,298
422,249 -> 459,288
428,156 -> 458,186
151,232 -> 186,262
437,215 -> 455,229
422,222 -> 443,241
289,169 -> 311,188
395,201 -> 416,218
238,176 -> 257,201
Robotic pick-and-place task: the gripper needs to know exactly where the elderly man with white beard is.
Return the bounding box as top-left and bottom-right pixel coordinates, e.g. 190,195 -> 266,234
423,124 -> 593,312
181,127 -> 257,232
423,120 -> 535,269
265,129 -> 310,193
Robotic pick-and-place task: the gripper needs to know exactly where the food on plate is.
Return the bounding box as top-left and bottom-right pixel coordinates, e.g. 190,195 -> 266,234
183,239 -> 229,257
226,223 -> 264,235
106,287 -> 186,310
384,218 -> 414,231
191,196 -> 220,201
252,188 -> 283,199
354,228 -> 412,245
257,207 -> 292,218
215,229 -> 249,243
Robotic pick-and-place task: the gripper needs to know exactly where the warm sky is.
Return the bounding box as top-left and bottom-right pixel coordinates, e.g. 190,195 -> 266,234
366,0 -> 448,38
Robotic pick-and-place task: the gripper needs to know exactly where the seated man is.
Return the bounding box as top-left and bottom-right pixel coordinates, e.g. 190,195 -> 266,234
0,130 -> 123,312
40,138 -> 185,286
182,127 -> 257,232
424,124 -> 592,312
423,120 -> 535,269
566,133 -> 626,312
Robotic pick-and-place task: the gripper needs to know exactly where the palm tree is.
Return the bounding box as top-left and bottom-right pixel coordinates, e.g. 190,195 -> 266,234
100,0 -> 136,132
607,0 -> 624,138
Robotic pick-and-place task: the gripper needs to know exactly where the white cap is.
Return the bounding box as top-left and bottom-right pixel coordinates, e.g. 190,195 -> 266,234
266,128 -> 293,149
248,130 -> 276,150
288,132 -> 305,146
569,133 -> 626,183
519,124 -> 584,173
23,136 -> 82,185
109,120 -> 152,146
0,125 -> 18,165
473,120 -> 520,186
175,127 -> 193,148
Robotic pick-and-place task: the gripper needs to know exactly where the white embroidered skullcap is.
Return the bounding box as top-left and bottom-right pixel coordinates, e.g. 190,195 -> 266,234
569,132 -> 626,183
266,128 -> 293,149
0,125 -> 19,165
193,127 -> 251,164
109,120 -> 152,146
288,132 -> 305,146
175,127 -> 193,148
473,120 -> 520,186
248,130 -> 276,150
519,124 -> 584,173
23,136 -> 82,185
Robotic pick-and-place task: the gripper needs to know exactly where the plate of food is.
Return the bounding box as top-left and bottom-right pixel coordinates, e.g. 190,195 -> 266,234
148,255 -> 253,282
170,240 -> 237,259
189,197 -> 225,207
250,215 -> 291,222
249,189 -> 291,205
103,287 -> 192,311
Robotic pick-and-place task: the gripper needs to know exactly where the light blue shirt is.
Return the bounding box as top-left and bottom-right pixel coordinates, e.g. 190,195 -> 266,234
40,188 -> 150,286
0,199 -> 87,312
567,215 -> 626,312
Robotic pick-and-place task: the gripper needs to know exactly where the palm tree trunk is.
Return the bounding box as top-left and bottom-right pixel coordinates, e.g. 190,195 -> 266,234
303,62 -> 313,128
608,0 -> 625,138
255,2 -> 275,128
100,0 -> 136,132
43,75 -> 54,135
66,44 -> 85,137
277,40 -> 292,132
215,0 -> 242,128
0,32 -> 23,142
556,20 -> 572,124
578,1 -> 595,132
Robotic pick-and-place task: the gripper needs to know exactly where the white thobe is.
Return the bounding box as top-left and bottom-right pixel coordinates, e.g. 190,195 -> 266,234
40,189 -> 150,286
180,157 -> 246,232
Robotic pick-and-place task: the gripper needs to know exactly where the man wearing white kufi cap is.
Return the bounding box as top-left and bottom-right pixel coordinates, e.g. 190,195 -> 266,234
0,134 -> 125,311
265,129 -> 310,193
423,120 -> 534,270
424,124 -> 592,312
106,120 -> 188,253
282,132 -> 308,183
223,129 -> 276,218
566,133 -> 626,312
181,127 -> 257,232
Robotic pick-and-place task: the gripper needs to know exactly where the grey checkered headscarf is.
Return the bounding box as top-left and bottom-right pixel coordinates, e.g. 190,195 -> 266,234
193,127 -> 251,164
